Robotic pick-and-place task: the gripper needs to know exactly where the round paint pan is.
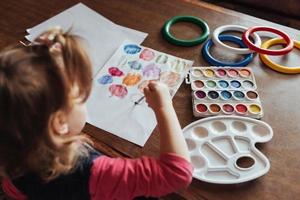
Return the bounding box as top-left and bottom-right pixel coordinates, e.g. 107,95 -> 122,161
194,90 -> 207,99
217,80 -> 229,89
222,104 -> 234,114
242,80 -> 255,89
227,69 -> 239,77
215,69 -> 227,77
209,104 -> 221,114
249,104 -> 262,114
207,91 -> 219,100
195,103 -> 208,114
192,68 -> 203,77
193,80 -> 205,89
220,90 -> 232,100
230,80 -> 242,89
235,104 -> 248,115
204,69 -> 215,77
246,91 -> 258,100
205,80 -> 217,88
233,91 -> 245,100
239,69 -> 251,78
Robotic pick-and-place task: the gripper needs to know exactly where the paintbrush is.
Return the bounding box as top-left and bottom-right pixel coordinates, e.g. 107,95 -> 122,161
134,96 -> 145,105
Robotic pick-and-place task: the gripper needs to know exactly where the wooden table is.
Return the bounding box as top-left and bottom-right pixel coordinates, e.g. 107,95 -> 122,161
1,0 -> 300,199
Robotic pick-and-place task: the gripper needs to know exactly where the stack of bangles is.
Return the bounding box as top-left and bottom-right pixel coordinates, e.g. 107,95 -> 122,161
162,16 -> 299,73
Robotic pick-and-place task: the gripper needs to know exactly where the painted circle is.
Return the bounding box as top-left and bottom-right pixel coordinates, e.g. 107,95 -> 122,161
239,69 -> 251,77
206,80 -> 217,88
235,104 -> 248,114
193,69 -> 203,77
204,69 -> 215,77
228,69 -> 238,77
194,80 -> 204,88
195,90 -> 206,99
218,80 -> 229,88
191,155 -> 206,169
220,90 -> 232,100
209,104 -> 221,113
242,80 -> 254,89
231,121 -> 247,132
196,104 -> 208,113
211,121 -> 227,132
246,91 -> 258,99
233,91 -> 245,99
193,126 -> 209,138
222,104 -> 234,113
216,69 -> 227,77
249,104 -> 261,114
230,80 -> 241,88
208,91 -> 219,99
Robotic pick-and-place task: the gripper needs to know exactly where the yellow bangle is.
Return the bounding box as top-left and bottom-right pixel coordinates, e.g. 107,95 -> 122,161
259,38 -> 300,74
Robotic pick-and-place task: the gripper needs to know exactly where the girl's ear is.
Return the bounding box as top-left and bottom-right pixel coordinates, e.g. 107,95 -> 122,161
50,111 -> 69,135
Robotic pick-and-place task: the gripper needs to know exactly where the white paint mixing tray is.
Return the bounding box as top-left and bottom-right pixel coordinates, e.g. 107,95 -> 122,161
183,116 -> 273,184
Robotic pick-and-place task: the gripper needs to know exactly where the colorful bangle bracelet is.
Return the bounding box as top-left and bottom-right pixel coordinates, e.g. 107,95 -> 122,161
212,25 -> 261,54
242,26 -> 294,55
162,15 -> 209,47
259,38 -> 300,74
202,35 -> 253,67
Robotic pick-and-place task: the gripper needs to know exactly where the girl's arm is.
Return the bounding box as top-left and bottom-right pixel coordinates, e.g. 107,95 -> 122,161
90,81 -> 193,200
144,81 -> 190,162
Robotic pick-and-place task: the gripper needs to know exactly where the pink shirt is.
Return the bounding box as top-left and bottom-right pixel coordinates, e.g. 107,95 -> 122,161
2,153 -> 193,200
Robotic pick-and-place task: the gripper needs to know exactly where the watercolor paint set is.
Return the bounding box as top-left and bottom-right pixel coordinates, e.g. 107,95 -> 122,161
186,67 -> 263,119
183,116 -> 273,184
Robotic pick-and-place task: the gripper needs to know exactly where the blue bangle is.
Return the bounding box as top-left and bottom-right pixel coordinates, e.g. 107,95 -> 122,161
202,35 -> 254,67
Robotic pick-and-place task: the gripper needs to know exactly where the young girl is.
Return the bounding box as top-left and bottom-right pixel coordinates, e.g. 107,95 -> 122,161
0,28 -> 193,200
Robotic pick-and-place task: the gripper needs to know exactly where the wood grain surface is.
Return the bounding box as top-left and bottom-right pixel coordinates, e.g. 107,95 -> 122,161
0,0 -> 299,199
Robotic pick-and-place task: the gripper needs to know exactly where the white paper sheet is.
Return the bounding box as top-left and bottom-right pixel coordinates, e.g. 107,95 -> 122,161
87,41 -> 193,146
25,3 -> 148,76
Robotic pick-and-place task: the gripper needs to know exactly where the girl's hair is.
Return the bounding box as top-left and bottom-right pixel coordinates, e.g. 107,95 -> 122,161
0,28 -> 92,181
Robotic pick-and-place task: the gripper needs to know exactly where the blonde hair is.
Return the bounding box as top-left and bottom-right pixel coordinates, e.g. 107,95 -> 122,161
0,28 -> 92,181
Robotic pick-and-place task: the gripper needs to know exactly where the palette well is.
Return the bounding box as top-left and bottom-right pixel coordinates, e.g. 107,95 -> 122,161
183,115 -> 273,184
187,67 -> 263,119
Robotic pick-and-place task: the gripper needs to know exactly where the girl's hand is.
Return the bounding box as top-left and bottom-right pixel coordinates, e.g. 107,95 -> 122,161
143,81 -> 172,112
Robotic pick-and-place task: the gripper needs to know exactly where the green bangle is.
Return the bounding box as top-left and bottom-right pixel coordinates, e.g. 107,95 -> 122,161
162,15 -> 210,47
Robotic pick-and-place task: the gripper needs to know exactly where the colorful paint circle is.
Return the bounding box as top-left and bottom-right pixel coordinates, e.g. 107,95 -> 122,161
228,69 -> 238,77
206,80 -> 217,88
220,90 -> 232,100
209,104 -> 221,113
204,69 -> 215,77
242,80 -> 254,89
192,69 -> 202,77
97,75 -> 113,85
249,104 -> 261,114
194,80 -> 204,88
208,91 -> 219,99
218,80 -> 229,88
195,90 -> 206,99
239,69 -> 251,77
230,80 -> 241,88
222,104 -> 234,113
123,44 -> 141,54
246,91 -> 258,99
235,104 -> 248,114
196,104 -> 208,113
233,91 -> 245,99
216,69 -> 226,77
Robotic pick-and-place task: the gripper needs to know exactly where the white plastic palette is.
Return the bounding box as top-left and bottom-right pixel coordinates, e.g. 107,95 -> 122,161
183,116 -> 273,184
